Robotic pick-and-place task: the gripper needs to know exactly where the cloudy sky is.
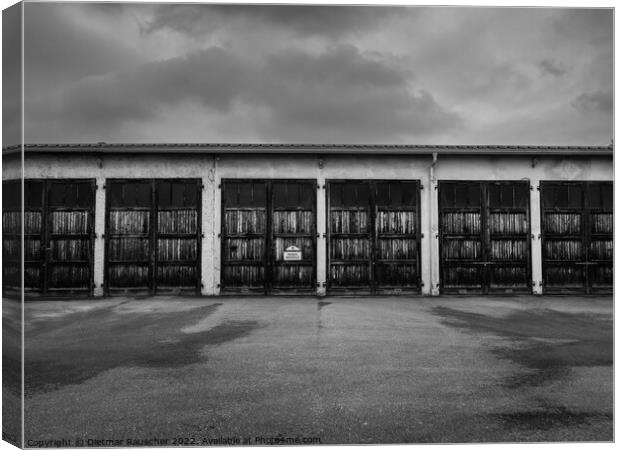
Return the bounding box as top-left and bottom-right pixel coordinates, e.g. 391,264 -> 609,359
8,3 -> 614,145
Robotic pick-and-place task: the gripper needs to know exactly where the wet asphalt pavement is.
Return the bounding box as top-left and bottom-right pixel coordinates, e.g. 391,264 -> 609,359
12,295 -> 613,444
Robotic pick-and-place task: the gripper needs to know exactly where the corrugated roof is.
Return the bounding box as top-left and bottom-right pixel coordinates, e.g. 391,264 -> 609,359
2,142 -> 614,156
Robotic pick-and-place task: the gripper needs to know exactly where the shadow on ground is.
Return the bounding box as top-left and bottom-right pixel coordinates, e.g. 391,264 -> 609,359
25,302 -> 258,395
432,305 -> 613,434
432,306 -> 612,387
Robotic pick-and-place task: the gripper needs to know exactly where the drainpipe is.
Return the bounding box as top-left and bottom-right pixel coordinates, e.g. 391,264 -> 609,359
429,152 -> 438,295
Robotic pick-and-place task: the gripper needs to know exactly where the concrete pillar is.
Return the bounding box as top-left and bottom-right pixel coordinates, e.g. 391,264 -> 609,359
429,157 -> 441,295
316,157 -> 327,296
201,157 -> 217,295
93,176 -> 106,296
419,171 -> 432,295
212,157 -> 222,295
529,178 -> 543,294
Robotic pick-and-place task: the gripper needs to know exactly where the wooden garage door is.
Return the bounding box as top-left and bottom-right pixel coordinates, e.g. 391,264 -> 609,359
541,181 -> 612,293
106,179 -> 201,294
327,180 -> 421,294
220,180 -> 316,294
2,180 -> 22,293
439,181 -> 531,293
2,180 -> 95,295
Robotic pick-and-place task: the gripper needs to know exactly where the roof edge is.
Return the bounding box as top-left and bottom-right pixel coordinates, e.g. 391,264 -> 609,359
2,142 -> 614,156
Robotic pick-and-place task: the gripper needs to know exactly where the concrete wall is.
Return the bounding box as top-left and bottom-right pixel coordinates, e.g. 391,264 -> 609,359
5,152 -> 612,296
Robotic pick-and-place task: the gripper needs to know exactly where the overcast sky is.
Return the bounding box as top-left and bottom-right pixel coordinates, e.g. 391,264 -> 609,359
10,3 -> 614,145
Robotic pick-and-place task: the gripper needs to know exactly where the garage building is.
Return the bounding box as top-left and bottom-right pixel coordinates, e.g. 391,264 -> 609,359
2,143 -> 613,297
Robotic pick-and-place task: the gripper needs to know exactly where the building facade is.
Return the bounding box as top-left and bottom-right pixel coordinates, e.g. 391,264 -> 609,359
2,143 -> 613,297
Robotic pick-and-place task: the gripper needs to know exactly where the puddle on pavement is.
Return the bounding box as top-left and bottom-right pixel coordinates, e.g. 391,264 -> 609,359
137,320 -> 258,368
24,302 -> 259,396
432,306 -> 612,387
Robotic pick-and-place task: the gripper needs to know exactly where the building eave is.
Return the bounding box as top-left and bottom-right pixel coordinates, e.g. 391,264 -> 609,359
2,143 -> 614,157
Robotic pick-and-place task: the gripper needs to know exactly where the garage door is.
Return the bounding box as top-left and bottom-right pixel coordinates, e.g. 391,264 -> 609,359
221,179 -> 316,294
327,180 -> 421,294
2,179 -> 96,295
439,181 -> 531,293
105,179 -> 202,294
540,181 -> 612,293
2,180 -> 22,293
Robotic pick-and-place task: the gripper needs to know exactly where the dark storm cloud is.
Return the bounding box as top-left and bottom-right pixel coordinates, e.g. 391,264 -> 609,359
38,44 -> 458,141
143,4 -> 401,37
538,59 -> 566,77
255,46 -> 459,139
59,47 -> 248,125
571,90 -> 613,115
3,2 -> 22,146
23,2 -> 137,96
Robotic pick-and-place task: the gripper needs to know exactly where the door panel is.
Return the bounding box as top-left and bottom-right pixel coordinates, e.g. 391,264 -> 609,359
374,181 -> 420,291
221,181 -> 267,292
24,182 -> 45,292
487,182 -> 530,291
106,179 -> 201,294
46,181 -> 95,292
2,181 -> 22,292
107,181 -> 152,291
220,180 -> 316,294
439,182 -> 484,291
156,180 -> 201,290
271,182 -> 315,291
327,180 -> 421,294
541,181 -> 612,293
328,182 -> 372,290
439,181 -> 531,293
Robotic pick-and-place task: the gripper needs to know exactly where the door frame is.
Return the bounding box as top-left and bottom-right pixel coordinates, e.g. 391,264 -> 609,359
326,179 -> 422,295
219,178 -> 317,295
17,179 -> 97,296
104,178 -> 202,295
540,180 -> 613,294
438,180 -> 532,294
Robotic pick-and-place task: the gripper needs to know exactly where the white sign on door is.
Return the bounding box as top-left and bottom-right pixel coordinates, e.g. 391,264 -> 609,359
283,245 -> 302,261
